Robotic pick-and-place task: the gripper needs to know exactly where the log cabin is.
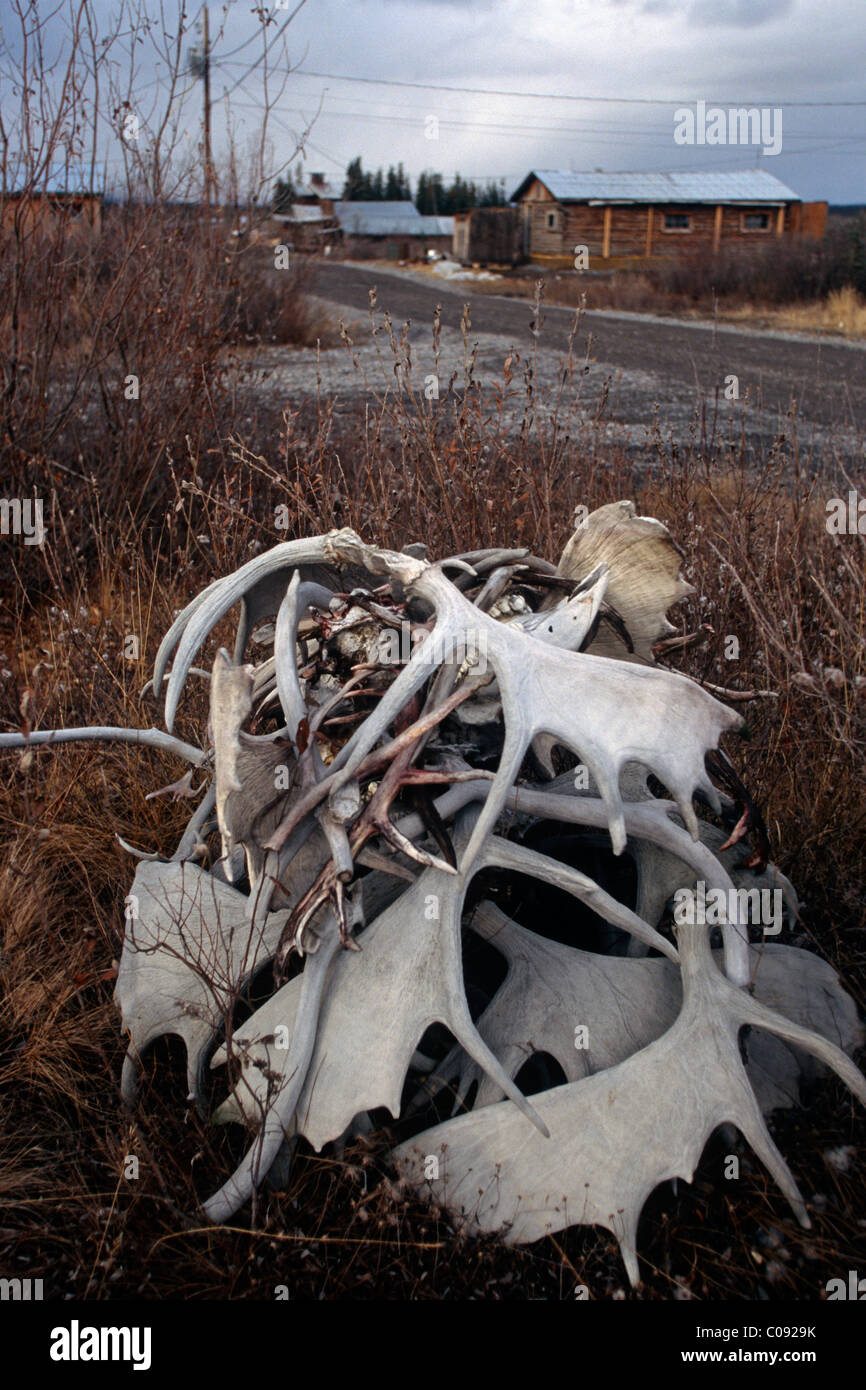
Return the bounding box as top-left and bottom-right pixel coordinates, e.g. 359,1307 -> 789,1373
502,168 -> 827,268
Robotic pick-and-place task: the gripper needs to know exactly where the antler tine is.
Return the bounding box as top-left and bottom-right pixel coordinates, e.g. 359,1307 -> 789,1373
0,725 -> 208,765
508,785 -> 751,987
202,904 -> 347,1225
161,534 -> 358,732
480,835 -> 678,962
273,570 -> 307,741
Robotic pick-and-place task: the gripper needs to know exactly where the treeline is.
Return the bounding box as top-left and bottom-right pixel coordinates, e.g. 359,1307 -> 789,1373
415,170 -> 507,215
272,159 -> 509,214
273,167 -> 301,214
341,157 -> 507,213
342,157 -> 413,202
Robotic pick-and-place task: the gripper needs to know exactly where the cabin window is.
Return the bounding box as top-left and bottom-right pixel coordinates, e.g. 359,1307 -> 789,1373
741,211 -> 771,231
546,211 -> 557,229
663,212 -> 691,232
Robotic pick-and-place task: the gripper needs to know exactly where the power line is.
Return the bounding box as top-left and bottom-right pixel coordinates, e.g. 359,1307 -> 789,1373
229,99 -> 683,141
254,108 -> 866,201
217,0 -> 311,100
224,80 -> 865,141
230,99 -> 865,155
255,106 -> 345,173
217,63 -> 866,196
304,138 -> 348,173
215,12 -> 272,61
288,69 -> 866,109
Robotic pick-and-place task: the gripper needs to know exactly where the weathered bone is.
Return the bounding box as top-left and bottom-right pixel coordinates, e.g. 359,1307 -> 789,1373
257,541 -> 738,883
393,919 -> 866,1287
116,858 -> 291,1104
416,900 -> 861,1117
553,500 -> 694,661
0,724 -> 207,764
210,650 -> 257,879
209,810 -> 681,1152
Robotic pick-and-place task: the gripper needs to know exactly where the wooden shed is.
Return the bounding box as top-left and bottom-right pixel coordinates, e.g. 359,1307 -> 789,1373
272,202 -> 343,252
453,205 -> 522,266
2,166 -> 102,238
510,169 -> 827,268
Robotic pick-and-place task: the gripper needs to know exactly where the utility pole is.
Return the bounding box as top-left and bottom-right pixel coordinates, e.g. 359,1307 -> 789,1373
189,8 -> 214,207
202,5 -> 213,207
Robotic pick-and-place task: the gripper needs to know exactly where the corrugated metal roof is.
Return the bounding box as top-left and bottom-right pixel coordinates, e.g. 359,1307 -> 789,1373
337,214 -> 420,235
512,168 -> 801,204
421,215 -> 454,236
336,200 -> 419,227
334,202 -> 442,237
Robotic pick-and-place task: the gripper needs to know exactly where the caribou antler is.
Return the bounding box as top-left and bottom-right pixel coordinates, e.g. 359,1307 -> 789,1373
3,509 -> 861,1286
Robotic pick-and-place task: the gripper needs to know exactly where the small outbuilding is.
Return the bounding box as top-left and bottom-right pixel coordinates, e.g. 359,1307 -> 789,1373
508,168 -> 827,267
453,205 -> 522,267
272,202 -> 343,251
2,165 -> 103,238
334,200 -> 454,260
271,172 -> 343,249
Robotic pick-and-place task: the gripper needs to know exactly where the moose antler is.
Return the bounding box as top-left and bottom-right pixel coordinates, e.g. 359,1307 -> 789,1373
393,917 -> 866,1287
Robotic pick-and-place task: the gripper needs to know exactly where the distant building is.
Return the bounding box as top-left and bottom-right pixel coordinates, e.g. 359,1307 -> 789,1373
334,200 -> 454,259
2,165 -> 102,237
273,202 -> 342,251
297,173 -> 339,210
272,172 -> 342,250
500,168 -> 827,267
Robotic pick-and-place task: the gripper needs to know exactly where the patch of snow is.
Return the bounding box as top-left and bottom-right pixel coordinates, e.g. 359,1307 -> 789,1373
430,260 -> 500,282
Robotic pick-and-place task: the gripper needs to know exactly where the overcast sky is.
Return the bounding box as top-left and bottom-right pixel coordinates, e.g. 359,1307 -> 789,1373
10,0 -> 866,202
208,0 -> 866,202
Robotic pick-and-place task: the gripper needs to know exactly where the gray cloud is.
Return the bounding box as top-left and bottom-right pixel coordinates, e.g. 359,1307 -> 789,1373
687,0 -> 794,25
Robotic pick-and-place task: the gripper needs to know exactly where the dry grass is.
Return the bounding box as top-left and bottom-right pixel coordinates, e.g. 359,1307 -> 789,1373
469,271 -> 866,337
0,204 -> 331,554
1,280 -> 864,1301
472,276 -> 866,338
739,286 -> 866,339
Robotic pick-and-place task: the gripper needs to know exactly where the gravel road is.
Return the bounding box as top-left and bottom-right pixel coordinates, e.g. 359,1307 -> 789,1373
234,260 -> 866,463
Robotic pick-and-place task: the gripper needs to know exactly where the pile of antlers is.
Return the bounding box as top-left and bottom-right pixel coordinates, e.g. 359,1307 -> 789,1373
4,504 -> 862,1286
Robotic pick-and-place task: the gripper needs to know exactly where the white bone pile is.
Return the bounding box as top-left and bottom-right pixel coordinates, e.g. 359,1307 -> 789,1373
4,503 -> 863,1285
